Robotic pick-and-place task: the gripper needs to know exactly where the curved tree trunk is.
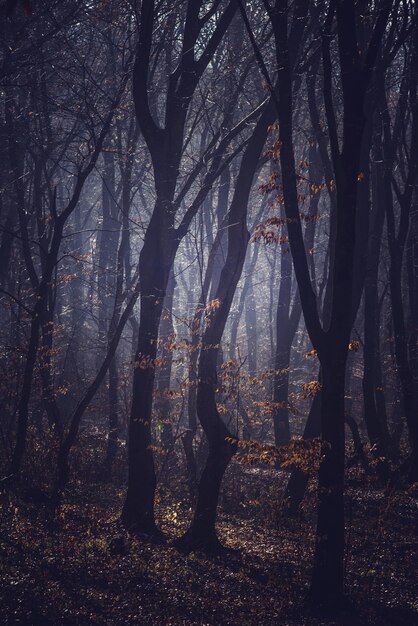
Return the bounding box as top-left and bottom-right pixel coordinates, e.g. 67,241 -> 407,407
176,99 -> 277,552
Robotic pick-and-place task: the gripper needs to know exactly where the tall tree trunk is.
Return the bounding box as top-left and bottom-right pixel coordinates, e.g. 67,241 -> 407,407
407,200 -> 418,385
381,41 -> 418,480
255,0 -> 393,609
183,176 -> 237,500
386,204 -> 418,480
176,99 -> 277,551
362,126 -> 391,472
272,221 -> 293,446
122,206 -> 173,535
309,348 -> 346,603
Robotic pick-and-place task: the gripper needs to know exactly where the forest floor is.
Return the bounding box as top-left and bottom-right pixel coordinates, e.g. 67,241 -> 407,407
0,447 -> 417,626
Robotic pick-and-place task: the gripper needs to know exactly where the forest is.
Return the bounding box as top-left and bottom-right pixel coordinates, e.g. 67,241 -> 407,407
0,0 -> 417,624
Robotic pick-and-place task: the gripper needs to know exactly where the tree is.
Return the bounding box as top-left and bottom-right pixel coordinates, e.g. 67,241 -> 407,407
122,0 -> 244,535
248,0 -> 395,608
